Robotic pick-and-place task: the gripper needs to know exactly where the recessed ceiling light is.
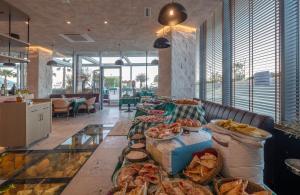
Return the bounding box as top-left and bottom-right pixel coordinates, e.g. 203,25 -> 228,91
66,21 -> 71,24
104,20 -> 108,24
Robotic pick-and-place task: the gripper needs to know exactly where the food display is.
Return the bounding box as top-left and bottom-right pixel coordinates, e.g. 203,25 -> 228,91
116,163 -> 160,188
148,110 -> 164,116
130,143 -> 146,150
0,152 -> 44,179
184,149 -> 221,184
135,115 -> 165,123
213,120 -> 271,139
215,178 -> 271,195
16,152 -> 91,179
155,179 -> 213,195
0,183 -> 66,195
177,119 -> 201,130
131,134 -> 145,141
126,151 -> 148,162
145,123 -> 182,140
111,185 -> 147,195
174,99 -> 199,105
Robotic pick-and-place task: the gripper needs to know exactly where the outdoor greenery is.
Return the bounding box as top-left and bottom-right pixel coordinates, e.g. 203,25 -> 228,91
136,73 -> 146,88
234,62 -> 246,81
0,69 -> 17,86
104,76 -> 120,88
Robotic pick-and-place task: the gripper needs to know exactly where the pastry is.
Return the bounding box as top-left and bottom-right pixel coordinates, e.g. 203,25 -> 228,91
184,152 -> 218,183
219,179 -> 242,194
251,191 -> 271,195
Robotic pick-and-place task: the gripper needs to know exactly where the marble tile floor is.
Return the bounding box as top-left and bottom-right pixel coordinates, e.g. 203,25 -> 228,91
0,106 -> 135,195
30,107 -> 135,150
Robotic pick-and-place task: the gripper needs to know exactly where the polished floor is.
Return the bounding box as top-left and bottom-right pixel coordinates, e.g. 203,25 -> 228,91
0,107 -> 135,194
30,107 -> 134,150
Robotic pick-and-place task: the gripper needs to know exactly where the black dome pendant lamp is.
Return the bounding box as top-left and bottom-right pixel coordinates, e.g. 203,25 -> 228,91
153,27 -> 171,49
115,43 -> 124,65
158,1 -> 187,26
153,37 -> 171,49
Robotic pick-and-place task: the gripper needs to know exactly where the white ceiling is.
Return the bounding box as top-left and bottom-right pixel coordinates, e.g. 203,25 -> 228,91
5,0 -> 220,54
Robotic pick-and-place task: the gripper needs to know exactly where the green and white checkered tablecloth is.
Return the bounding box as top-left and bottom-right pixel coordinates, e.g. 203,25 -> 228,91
168,104 -> 207,124
128,103 -> 206,137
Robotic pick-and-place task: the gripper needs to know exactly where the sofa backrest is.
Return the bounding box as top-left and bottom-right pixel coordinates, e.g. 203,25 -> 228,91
201,100 -> 274,131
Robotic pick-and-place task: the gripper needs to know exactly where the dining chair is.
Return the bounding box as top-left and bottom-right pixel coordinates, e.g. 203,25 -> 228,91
78,97 -> 96,114
52,99 -> 72,119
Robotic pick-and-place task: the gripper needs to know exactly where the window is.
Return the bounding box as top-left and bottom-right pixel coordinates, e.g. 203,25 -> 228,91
205,4 -> 223,103
281,0 -> 300,121
77,56 -> 100,94
231,0 -> 280,120
0,66 -> 19,90
51,58 -> 73,94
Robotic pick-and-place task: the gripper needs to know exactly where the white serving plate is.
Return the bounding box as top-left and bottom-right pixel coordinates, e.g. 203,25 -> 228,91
210,119 -> 272,141
144,128 -> 183,141
182,126 -> 202,132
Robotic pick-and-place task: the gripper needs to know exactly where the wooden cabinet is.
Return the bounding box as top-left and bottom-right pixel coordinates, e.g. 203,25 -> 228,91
0,100 -> 52,148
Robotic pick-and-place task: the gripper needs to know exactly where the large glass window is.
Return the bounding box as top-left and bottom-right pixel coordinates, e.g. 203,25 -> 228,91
205,4 -> 223,104
121,66 -> 132,96
0,65 -> 19,90
51,58 -> 73,94
231,0 -> 280,120
77,56 -> 100,94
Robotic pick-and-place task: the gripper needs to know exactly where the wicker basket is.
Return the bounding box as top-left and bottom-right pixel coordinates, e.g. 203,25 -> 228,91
154,180 -> 213,195
213,178 -> 272,195
184,148 -> 223,185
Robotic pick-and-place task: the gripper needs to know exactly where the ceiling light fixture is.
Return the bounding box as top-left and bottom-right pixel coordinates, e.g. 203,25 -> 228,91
153,27 -> 171,49
46,44 -> 58,66
153,37 -> 171,49
151,59 -> 159,65
66,21 -> 71,24
158,2 -> 187,26
115,43 -> 124,65
25,21 -> 29,25
46,60 -> 58,66
3,62 -> 16,67
104,20 -> 108,24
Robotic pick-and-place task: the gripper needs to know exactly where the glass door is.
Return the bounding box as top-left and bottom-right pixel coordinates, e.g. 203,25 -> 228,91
100,67 -> 121,108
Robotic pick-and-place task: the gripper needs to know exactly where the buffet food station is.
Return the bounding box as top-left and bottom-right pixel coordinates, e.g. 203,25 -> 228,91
108,97 -> 274,195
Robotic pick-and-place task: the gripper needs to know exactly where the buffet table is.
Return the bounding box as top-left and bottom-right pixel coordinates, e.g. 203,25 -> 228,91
108,98 -> 276,195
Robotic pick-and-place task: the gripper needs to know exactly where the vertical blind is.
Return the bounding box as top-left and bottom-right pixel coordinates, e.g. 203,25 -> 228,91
282,0 -> 300,121
231,0 -> 280,121
205,4 -> 223,104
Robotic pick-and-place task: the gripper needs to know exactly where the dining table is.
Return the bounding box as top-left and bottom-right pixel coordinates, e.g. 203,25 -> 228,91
68,98 -> 86,117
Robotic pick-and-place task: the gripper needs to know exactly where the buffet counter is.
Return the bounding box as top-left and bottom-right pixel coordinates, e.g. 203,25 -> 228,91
0,94 -> 34,103
0,99 -> 51,148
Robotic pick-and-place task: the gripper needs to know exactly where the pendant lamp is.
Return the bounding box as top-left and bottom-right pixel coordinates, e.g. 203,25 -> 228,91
153,37 -> 171,49
46,60 -> 58,66
158,2 -> 187,26
3,62 -> 16,66
46,44 -> 57,66
153,27 -> 171,49
151,59 -> 159,65
115,43 -> 124,65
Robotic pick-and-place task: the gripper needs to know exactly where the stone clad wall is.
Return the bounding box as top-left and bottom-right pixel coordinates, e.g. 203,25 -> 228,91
157,46 -> 171,96
171,30 -> 196,98
157,29 -> 196,98
27,48 -> 52,98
